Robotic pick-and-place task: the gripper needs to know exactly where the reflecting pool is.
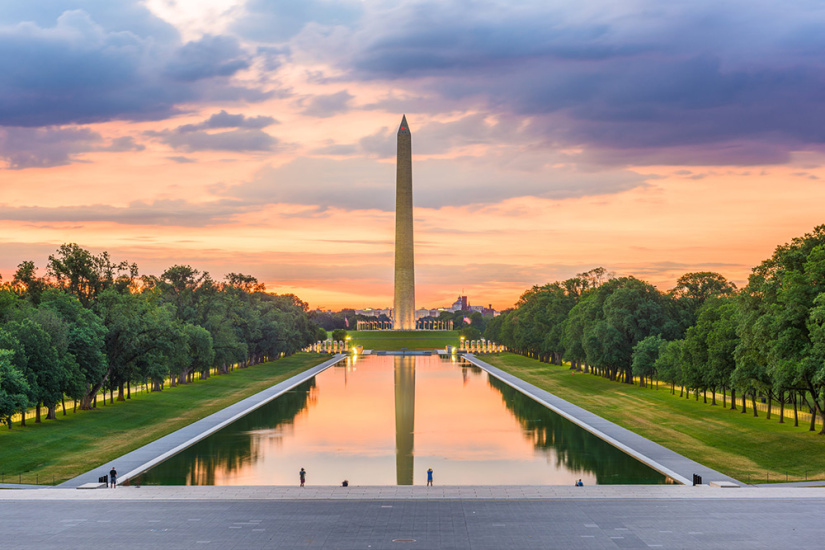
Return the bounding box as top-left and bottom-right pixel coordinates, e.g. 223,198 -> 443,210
136,355 -> 670,486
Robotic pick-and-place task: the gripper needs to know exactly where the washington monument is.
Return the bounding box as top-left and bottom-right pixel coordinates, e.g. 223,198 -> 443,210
393,115 -> 415,330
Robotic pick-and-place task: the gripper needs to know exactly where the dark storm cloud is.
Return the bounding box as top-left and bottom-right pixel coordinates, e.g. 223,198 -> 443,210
321,0 -> 825,166
0,7 -> 265,127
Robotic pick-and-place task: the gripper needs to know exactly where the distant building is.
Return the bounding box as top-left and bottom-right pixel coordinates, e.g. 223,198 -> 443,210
356,308 -> 392,318
450,295 -> 469,311
415,308 -> 430,319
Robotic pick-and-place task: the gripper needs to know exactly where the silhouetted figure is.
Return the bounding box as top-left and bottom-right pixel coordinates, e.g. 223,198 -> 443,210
427,468 -> 433,487
342,480 -> 349,487
109,467 -> 117,489
299,468 -> 306,487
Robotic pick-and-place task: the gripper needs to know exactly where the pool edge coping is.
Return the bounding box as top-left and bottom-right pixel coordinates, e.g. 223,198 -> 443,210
59,354 -> 347,488
463,354 -> 741,487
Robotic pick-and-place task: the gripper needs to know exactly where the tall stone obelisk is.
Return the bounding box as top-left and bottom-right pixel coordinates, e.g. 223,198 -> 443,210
393,115 -> 415,330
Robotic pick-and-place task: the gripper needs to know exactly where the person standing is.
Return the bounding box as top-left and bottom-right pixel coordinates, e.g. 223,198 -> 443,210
299,468 -> 306,487
109,467 -> 117,489
426,468 -> 433,487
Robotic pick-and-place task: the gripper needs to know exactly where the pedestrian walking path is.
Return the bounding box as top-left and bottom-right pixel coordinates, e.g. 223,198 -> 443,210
463,354 -> 741,486
58,354 -> 347,489
0,483 -> 44,490
750,480 -> 825,488
2,485 -> 825,501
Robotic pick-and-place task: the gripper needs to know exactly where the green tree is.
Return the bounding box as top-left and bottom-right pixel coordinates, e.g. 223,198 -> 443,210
483,312 -> 507,342
48,243 -> 137,306
632,334 -> 664,388
11,261 -> 49,305
566,277 -> 677,382
39,290 -> 108,411
654,339 -> 684,394
92,288 -> 175,404
736,226 -> 825,431
705,298 -> 740,409
0,349 -> 29,429
459,326 -> 482,340
1,318 -> 66,422
670,272 -> 736,335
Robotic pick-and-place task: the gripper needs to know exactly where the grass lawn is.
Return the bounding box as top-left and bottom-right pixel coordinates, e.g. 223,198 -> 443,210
483,353 -> 825,484
0,353 -> 332,485
349,330 -> 460,350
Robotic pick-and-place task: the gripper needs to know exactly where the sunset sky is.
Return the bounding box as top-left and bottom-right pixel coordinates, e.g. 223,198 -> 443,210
1,0 -> 824,310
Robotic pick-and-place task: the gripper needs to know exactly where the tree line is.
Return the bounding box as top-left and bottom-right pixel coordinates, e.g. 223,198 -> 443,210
484,226 -> 825,434
0,244 -> 324,428
312,307 -> 489,336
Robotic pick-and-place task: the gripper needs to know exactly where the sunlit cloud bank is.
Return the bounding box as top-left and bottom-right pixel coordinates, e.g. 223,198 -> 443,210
1,0 -> 824,309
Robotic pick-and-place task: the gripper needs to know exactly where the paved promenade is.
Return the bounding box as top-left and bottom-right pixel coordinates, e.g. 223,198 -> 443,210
59,354 -> 347,488
464,355 -> 740,486
2,485 -> 825,501
1,486 -> 824,549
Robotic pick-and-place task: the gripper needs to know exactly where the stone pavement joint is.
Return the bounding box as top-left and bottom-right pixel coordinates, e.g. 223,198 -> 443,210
58,354 -> 347,489
3,485 -> 825,501
463,354 -> 741,486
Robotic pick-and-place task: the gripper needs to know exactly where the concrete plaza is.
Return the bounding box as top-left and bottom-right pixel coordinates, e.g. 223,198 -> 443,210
1,486 -> 824,549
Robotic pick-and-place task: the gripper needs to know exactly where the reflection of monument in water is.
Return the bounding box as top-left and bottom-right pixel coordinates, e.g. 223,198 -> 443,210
394,355 -> 415,484
393,115 -> 416,330
392,116 -> 417,483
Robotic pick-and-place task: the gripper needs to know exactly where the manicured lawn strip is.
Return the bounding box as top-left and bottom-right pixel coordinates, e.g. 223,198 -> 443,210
483,353 -> 824,483
0,353 -> 332,485
350,330 -> 460,350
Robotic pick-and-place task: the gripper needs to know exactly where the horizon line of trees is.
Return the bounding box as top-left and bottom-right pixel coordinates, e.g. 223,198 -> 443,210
310,308 -> 488,334
484,225 -> 825,434
0,243 -> 325,429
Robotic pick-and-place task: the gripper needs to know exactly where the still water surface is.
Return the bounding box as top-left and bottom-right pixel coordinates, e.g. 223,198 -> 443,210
137,355 -> 669,486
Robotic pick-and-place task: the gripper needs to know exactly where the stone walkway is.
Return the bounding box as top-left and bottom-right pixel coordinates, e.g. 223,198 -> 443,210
3,485 -> 825,501
463,354 -> 741,486
4,494 -> 825,549
58,354 -> 346,488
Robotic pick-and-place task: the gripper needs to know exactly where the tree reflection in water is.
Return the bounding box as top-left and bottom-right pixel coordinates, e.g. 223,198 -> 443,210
485,375 -> 671,484
135,357 -> 670,486
136,379 -> 317,485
